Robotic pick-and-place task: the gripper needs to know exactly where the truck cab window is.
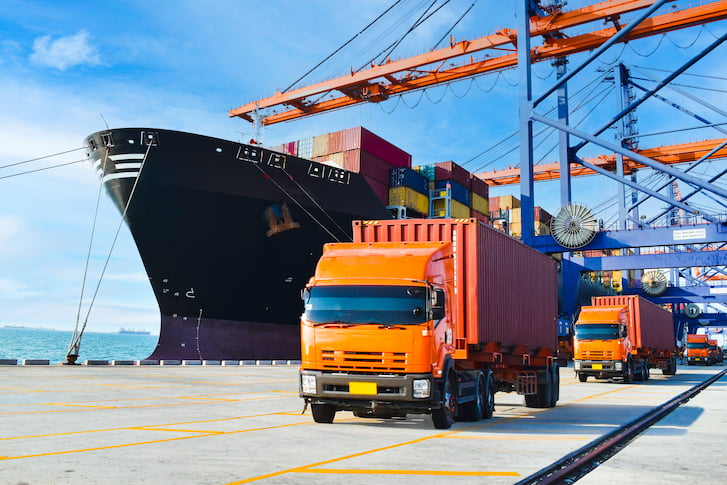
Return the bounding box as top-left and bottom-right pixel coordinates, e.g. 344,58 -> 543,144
303,285 -> 428,325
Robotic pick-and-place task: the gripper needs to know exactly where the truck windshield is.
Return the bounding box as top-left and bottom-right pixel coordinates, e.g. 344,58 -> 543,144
574,324 -> 620,340
687,342 -> 708,349
303,285 -> 427,325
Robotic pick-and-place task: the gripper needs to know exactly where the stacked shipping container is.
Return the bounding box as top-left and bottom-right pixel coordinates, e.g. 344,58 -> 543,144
269,127 -> 412,207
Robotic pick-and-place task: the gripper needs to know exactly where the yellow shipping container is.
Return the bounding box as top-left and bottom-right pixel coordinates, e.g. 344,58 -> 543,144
509,221 -> 521,238
431,198 -> 470,218
509,207 -> 521,223
311,134 -> 330,158
536,221 -> 550,235
495,194 -> 520,209
313,152 -> 345,168
470,192 -> 489,214
388,187 -> 429,215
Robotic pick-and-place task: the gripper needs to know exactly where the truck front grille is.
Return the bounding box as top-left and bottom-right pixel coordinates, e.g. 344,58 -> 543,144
580,350 -> 613,359
320,349 -> 407,371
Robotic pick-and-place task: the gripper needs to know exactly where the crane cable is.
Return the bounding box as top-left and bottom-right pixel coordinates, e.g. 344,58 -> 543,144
65,139 -> 154,363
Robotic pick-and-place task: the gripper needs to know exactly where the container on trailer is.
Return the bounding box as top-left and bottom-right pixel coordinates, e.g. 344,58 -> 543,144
352,218 -> 558,350
591,295 -> 674,350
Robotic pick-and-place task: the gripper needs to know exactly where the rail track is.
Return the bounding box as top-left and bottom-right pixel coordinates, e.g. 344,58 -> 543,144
517,368 -> 727,484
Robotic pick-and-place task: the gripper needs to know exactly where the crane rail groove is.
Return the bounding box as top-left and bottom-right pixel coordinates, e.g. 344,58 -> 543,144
516,369 -> 727,484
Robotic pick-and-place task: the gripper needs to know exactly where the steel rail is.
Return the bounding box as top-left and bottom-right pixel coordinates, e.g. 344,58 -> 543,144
516,369 -> 727,484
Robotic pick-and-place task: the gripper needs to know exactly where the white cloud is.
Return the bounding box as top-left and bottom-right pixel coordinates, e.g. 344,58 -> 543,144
0,278 -> 40,298
29,30 -> 101,70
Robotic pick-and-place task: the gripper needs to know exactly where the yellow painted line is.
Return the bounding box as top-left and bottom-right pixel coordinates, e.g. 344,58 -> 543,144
0,394 -> 287,415
296,468 -> 518,476
440,435 -> 588,440
0,418 -> 314,461
133,427 -> 224,434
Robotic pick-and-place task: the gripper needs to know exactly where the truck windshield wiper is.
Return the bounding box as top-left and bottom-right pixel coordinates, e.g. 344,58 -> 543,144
315,320 -> 357,327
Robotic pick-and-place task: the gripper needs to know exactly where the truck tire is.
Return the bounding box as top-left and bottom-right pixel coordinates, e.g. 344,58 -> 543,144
662,356 -> 677,375
311,403 -> 336,423
459,372 -> 486,421
643,364 -> 650,380
431,372 -> 457,429
623,359 -> 634,383
578,372 -> 588,382
550,363 -> 560,406
525,368 -> 552,408
483,370 -> 495,419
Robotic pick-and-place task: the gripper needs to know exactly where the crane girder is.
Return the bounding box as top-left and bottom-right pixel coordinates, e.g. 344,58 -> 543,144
476,138 -> 727,185
230,0 -> 727,124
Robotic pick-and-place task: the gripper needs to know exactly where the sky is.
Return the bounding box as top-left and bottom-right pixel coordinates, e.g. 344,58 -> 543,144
1,0 -> 725,334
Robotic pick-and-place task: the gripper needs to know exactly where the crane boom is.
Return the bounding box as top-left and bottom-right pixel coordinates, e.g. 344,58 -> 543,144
230,0 -> 727,125
477,138 -> 727,185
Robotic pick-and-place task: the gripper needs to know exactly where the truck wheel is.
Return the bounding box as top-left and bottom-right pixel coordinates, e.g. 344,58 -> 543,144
483,371 -> 495,419
459,372 -> 485,421
525,368 -> 552,408
550,363 -> 560,406
644,364 -> 650,380
311,403 -> 336,423
623,359 -> 634,383
578,373 -> 588,382
431,372 -> 456,429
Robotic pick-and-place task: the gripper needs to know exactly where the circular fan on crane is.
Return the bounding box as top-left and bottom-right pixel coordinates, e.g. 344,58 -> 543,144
684,303 -> 701,319
550,204 -> 598,249
641,270 -> 667,296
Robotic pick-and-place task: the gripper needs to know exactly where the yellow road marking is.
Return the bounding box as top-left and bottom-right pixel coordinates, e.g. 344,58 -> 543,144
296,468 -> 518,476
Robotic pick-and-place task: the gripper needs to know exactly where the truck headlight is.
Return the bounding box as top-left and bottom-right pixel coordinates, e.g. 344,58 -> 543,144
413,379 -> 431,398
614,362 -> 622,371
574,361 -> 581,370
301,374 -> 317,394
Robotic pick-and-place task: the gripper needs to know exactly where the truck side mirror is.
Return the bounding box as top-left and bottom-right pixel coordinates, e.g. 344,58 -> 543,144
431,289 -> 445,320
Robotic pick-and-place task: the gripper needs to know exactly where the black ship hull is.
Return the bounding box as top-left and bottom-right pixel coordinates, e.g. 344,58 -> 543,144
85,128 -> 390,360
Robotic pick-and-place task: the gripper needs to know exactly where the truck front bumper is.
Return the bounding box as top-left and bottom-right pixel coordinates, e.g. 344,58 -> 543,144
574,360 -> 624,376
299,370 -> 436,412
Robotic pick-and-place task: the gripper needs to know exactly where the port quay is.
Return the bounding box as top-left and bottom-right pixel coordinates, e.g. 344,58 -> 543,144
1,362 -> 724,484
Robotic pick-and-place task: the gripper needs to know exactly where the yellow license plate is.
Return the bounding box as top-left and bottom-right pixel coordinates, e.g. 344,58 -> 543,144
349,382 -> 377,395
591,364 -> 603,370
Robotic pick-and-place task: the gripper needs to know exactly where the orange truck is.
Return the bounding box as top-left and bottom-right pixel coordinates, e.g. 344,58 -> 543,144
299,218 -> 559,429
708,339 -> 723,365
573,295 -> 677,382
687,334 -> 711,365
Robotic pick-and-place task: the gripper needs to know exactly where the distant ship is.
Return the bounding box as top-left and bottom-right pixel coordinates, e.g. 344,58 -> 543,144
86,127 -> 397,360
118,328 -> 152,335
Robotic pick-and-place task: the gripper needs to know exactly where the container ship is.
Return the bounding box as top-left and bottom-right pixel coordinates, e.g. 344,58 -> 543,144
84,126 -> 514,360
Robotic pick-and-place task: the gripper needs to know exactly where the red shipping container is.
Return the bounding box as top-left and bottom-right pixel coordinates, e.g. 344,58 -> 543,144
470,209 -> 490,225
362,175 -> 389,207
343,149 -> 398,186
591,295 -> 674,351
327,130 -> 345,154
470,174 -> 490,199
352,218 -> 558,351
435,161 -> 470,187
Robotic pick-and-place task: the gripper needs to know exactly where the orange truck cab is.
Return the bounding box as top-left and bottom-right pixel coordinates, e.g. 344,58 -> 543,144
573,295 -> 677,383
299,219 -> 559,429
687,334 -> 711,365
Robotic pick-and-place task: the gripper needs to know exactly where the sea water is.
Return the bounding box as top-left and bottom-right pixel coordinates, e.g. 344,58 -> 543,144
0,327 -> 158,363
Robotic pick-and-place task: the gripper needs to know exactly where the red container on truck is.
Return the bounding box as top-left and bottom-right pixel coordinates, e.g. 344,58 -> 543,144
299,218 -> 559,428
574,295 -> 677,382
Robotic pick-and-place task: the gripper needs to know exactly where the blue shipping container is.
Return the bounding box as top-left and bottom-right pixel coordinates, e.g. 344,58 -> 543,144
433,179 -> 470,206
390,167 -> 429,194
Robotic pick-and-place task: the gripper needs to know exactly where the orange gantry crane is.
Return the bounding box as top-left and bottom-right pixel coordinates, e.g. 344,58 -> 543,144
478,138 -> 727,185
229,0 -> 727,126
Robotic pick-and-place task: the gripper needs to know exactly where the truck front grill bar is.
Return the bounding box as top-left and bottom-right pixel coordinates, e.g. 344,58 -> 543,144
579,350 -> 613,359
321,349 -> 408,371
